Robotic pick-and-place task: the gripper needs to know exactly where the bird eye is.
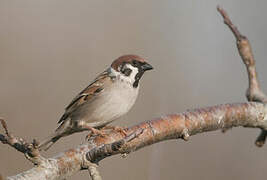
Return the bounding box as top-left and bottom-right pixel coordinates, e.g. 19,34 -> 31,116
132,60 -> 138,66
122,68 -> 132,76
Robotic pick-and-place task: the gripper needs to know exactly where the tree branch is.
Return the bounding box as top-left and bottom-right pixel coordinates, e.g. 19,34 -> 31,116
2,6 -> 267,180
86,128 -> 144,163
5,102 -> 267,180
218,6 -> 267,146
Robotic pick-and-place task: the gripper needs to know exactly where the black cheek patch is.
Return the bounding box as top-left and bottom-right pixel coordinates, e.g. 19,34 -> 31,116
123,68 -> 132,76
120,64 -> 133,76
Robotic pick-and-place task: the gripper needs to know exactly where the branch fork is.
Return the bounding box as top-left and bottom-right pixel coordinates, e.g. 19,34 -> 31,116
218,6 -> 267,146
0,119 -> 45,165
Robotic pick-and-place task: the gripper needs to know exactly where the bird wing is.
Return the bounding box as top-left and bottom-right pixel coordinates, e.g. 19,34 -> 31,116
58,69 -> 112,124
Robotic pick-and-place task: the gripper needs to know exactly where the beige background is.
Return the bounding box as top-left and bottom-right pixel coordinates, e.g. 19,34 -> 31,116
1,0 -> 267,179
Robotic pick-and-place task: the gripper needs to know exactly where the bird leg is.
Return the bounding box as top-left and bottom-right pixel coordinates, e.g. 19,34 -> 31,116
81,125 -> 106,138
101,125 -> 128,136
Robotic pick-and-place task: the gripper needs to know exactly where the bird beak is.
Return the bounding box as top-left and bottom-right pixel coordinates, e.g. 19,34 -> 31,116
141,62 -> 153,71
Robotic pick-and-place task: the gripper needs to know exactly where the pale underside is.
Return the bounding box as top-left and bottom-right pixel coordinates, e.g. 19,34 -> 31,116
68,67 -> 139,129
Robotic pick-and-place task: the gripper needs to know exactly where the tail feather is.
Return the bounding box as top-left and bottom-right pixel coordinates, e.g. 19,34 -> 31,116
38,133 -> 62,151
39,119 -> 71,151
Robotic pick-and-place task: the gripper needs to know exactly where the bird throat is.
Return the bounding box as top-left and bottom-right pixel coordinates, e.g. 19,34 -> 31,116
133,69 -> 144,88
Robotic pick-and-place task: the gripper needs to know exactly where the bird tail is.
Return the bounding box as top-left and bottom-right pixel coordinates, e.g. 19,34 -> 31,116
38,119 -> 71,151
38,132 -> 62,151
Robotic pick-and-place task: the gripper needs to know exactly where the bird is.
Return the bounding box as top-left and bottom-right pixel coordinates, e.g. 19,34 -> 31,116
39,55 -> 153,150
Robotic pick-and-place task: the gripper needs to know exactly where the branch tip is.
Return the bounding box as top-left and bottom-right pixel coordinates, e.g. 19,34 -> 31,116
0,118 -> 9,136
255,130 -> 267,147
217,6 -> 245,41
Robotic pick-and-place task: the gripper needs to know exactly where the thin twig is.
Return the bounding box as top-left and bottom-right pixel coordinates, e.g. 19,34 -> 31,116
0,119 -> 44,165
217,6 -> 267,146
0,119 -> 9,136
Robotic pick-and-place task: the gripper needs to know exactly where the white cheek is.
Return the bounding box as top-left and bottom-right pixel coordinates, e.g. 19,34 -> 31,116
126,64 -> 138,81
110,66 -> 139,85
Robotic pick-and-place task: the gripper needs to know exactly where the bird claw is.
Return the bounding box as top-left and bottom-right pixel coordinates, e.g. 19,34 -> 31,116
84,126 -> 106,139
102,125 -> 128,136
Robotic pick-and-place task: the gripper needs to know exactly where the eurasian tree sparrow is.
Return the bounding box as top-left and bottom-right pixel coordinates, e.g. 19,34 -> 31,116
39,55 -> 153,150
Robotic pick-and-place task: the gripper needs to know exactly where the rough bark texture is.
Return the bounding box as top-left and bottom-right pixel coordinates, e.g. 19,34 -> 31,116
5,102 -> 267,180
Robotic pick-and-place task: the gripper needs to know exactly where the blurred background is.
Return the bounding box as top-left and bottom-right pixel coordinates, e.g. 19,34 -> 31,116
1,0 -> 267,179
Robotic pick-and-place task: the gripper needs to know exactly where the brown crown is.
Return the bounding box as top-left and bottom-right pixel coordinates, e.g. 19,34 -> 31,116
111,55 -> 146,71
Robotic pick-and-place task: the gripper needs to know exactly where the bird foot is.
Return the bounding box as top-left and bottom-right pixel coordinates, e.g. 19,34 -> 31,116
102,125 -> 128,136
84,126 -> 106,138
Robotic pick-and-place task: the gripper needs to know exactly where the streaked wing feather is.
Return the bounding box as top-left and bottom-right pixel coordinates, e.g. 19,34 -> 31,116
58,70 -> 110,124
